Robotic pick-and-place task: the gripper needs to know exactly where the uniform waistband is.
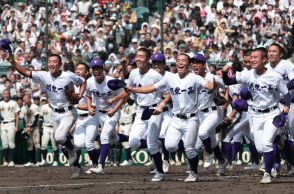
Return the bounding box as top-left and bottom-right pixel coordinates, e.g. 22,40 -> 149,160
139,103 -> 158,109
251,106 -> 278,113
78,113 -> 89,117
51,106 -> 73,113
173,113 -> 196,119
2,120 -> 15,124
201,106 -> 217,113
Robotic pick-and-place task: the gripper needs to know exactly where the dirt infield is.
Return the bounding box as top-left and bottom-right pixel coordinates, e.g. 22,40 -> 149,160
0,165 -> 294,194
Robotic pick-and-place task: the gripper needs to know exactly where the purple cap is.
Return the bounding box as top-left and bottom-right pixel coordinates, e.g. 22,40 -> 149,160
151,53 -> 166,62
90,58 -> 104,68
232,98 -> 248,112
272,113 -> 287,128
192,54 -> 206,63
0,38 -> 12,54
240,87 -> 252,100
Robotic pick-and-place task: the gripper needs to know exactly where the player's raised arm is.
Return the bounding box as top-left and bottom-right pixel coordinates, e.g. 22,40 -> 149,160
9,55 -> 32,77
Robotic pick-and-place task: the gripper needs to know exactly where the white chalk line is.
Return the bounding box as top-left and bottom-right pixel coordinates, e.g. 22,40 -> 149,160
0,181 -> 138,190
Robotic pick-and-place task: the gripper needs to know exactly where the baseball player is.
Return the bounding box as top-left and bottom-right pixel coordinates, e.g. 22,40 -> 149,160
0,89 -> 20,167
39,97 -> 59,167
222,53 -> 260,170
72,62 -> 101,176
110,48 -> 171,182
127,53 -> 215,182
266,43 -> 294,175
82,58 -> 127,174
191,54 -> 228,176
223,47 -> 291,184
151,52 -> 173,173
21,94 -> 41,167
10,54 -> 86,178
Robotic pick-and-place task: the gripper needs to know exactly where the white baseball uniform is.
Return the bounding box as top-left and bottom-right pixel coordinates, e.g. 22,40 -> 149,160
31,71 -> 84,145
40,103 -> 57,151
128,68 -> 164,155
236,69 -> 288,154
266,60 -> 294,141
20,103 -> 40,151
154,72 -> 206,160
0,100 -> 20,149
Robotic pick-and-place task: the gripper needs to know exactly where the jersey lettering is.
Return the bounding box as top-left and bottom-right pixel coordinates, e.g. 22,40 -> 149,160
170,86 -> 195,95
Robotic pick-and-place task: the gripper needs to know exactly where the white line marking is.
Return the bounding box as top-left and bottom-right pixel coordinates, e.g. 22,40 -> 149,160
0,181 -> 138,190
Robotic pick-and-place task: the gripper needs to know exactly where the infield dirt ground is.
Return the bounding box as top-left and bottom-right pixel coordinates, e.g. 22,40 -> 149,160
0,165 -> 293,194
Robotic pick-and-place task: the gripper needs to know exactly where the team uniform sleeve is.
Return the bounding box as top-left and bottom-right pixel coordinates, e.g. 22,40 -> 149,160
31,71 -> 47,85
127,71 -> 135,87
69,73 -> 85,86
85,79 -> 92,97
154,77 -> 168,91
32,105 -> 40,116
214,75 -> 225,89
277,75 -> 289,96
194,74 -> 206,88
236,71 -> 247,85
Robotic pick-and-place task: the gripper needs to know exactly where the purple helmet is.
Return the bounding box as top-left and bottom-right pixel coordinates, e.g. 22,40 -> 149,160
90,58 -> 104,68
151,53 -> 166,63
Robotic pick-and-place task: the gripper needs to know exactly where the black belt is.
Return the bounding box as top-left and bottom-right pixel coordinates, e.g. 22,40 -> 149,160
201,106 -> 217,113
163,107 -> 169,112
44,125 -> 53,128
173,113 -> 196,119
99,110 -> 107,114
79,113 -> 89,117
2,121 -> 15,124
251,106 -> 278,113
120,122 -> 131,126
52,106 -> 73,113
140,103 -> 158,109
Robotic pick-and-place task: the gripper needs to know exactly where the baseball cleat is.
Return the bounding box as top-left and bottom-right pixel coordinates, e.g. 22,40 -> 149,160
67,147 -> 77,166
287,165 -> 294,176
170,160 -> 176,166
8,161 -> 15,167
260,172 -> 271,184
52,161 -> 58,167
24,162 -> 34,167
184,171 -> 199,182
258,163 -> 265,175
38,160 -> 47,166
71,166 -> 82,179
90,164 -> 104,174
2,161 -> 8,167
163,160 -> 170,173
217,159 -> 228,176
198,160 -> 204,166
226,164 -> 234,171
120,160 -> 129,166
203,153 -> 214,168
244,163 -> 260,170
151,171 -> 165,182
150,169 -> 157,174
175,160 -> 182,166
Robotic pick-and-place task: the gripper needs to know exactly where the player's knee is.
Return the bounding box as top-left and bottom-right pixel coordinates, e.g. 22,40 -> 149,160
74,141 -> 84,150
148,145 -> 159,155
129,138 -> 140,150
9,143 -> 15,149
122,142 -> 130,149
255,144 -> 263,154
85,141 -> 95,151
35,143 -> 41,149
185,147 -> 197,159
54,133 -> 66,144
262,141 -> 274,153
165,142 -> 178,153
198,130 -> 209,140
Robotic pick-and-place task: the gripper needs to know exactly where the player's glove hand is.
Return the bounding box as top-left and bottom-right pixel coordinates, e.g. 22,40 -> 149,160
89,106 -> 96,116
64,87 -> 80,105
213,92 -> 227,106
272,113 -> 287,128
215,117 -> 232,133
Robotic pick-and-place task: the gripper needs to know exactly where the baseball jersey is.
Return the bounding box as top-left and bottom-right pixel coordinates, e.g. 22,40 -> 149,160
266,60 -> 294,98
154,72 -> 206,114
0,100 -> 20,122
198,73 -> 225,110
39,104 -> 53,127
119,103 -> 136,124
86,75 -> 121,110
75,85 -> 88,115
236,69 -> 288,110
31,71 -> 85,109
128,68 -> 163,107
20,104 -> 40,127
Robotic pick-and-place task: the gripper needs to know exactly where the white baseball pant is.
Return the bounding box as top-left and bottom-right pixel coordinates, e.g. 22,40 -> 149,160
0,122 -> 16,149
119,123 -> 132,149
41,126 -> 57,150
27,128 -> 41,150
249,108 -> 280,153
165,116 -> 199,159
129,107 -> 162,155
159,109 -> 173,139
